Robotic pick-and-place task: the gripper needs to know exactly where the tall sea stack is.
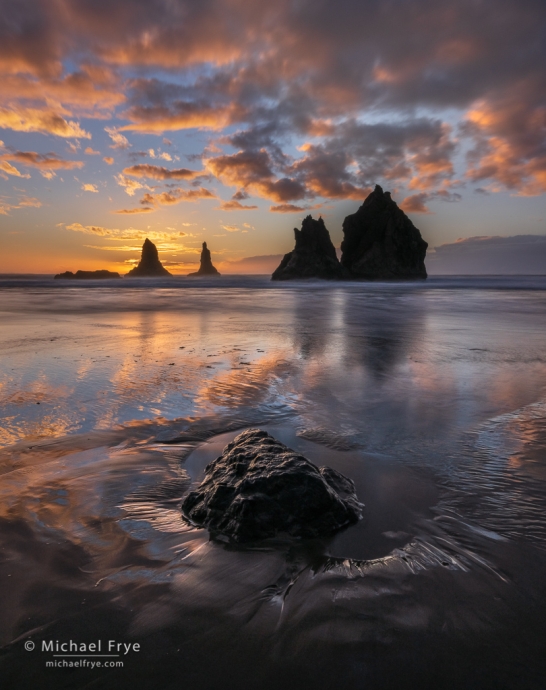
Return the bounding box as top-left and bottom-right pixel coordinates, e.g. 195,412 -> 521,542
340,185 -> 428,279
126,238 -> 171,277
271,215 -> 342,280
188,242 -> 220,276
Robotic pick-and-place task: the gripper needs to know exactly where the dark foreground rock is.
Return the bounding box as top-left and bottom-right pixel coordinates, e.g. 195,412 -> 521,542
272,215 -> 343,280
188,241 -> 220,276
126,238 -> 171,277
181,428 -> 363,542
54,270 -> 121,279
340,185 -> 428,279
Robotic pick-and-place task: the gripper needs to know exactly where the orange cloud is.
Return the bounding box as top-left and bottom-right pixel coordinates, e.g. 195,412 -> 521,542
140,187 -> 216,206
1,150 -> 84,170
120,102 -> 242,133
18,196 -> 42,207
81,183 -> 99,193
113,207 -> 155,214
115,173 -> 151,196
465,96 -> 546,196
0,195 -> 42,213
64,223 -> 188,244
0,160 -> 30,178
123,164 -> 202,180
0,70 -> 125,116
0,107 -> 90,138
218,200 -> 258,210
105,127 -> 130,149
270,204 -> 309,213
399,193 -> 432,214
206,150 -> 307,202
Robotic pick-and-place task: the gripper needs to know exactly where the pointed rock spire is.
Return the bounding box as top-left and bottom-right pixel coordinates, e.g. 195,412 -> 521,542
340,185 -> 428,279
271,215 -> 342,280
126,238 -> 171,277
188,241 -> 220,276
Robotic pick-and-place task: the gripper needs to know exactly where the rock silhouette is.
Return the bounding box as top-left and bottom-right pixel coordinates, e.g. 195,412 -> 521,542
54,270 -> 121,279
340,185 -> 428,279
181,428 -> 363,543
272,215 -> 343,280
188,241 -> 220,276
126,238 -> 171,277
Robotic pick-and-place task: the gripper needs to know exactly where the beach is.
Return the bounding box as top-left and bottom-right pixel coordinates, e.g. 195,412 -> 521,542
1,276 -> 546,689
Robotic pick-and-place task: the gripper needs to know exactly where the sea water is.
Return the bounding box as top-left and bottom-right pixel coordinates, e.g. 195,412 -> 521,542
0,276 -> 545,689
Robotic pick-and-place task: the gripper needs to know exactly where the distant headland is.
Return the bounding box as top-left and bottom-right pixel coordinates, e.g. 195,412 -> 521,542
54,270 -> 121,280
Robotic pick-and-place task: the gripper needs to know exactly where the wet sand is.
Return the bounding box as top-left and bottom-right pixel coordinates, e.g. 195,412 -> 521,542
1,277 -> 546,689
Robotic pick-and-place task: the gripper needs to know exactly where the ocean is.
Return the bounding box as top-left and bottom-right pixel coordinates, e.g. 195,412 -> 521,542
1,275 -> 546,689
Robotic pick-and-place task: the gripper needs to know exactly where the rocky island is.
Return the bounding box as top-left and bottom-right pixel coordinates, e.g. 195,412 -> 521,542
340,185 -> 428,279
181,428 -> 363,543
271,215 -> 342,280
54,270 -> 121,279
188,241 -> 220,276
126,238 -> 171,277
271,185 -> 428,281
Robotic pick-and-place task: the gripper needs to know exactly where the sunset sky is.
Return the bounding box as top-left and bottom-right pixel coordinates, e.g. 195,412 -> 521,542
1,0 -> 545,274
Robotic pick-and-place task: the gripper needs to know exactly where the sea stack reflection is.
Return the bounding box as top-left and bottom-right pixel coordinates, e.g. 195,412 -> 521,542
188,242 -> 220,276
126,238 -> 171,277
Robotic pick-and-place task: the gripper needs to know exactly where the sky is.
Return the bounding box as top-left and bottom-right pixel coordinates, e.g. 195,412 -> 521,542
0,0 -> 545,275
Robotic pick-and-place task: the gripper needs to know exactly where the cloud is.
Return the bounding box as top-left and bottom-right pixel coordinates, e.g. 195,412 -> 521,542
463,87 -> 546,196
64,223 -> 190,245
103,157 -> 114,165
85,147 -> 100,155
427,235 -> 546,274
206,149 -> 307,202
0,107 -> 90,138
0,194 -> 42,213
115,173 -> 151,196
81,183 -> 99,193
123,164 -> 202,180
1,0 -> 546,200
139,187 -> 216,206
18,196 -> 42,207
113,207 -> 155,214
0,160 -> 30,178
400,190 -> 462,214
269,203 -> 311,213
105,126 -> 130,149
149,148 -> 172,161
1,150 -> 84,171
400,193 -> 431,214
218,200 -> 258,211
120,96 -> 241,134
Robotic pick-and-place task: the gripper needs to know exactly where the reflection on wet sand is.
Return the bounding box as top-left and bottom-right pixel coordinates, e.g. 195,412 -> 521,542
1,281 -> 546,688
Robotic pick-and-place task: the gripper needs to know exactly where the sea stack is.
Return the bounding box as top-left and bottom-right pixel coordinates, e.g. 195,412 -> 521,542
181,429 -> 363,543
188,242 -> 220,276
271,215 -> 343,280
126,238 -> 171,277
340,185 -> 428,279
